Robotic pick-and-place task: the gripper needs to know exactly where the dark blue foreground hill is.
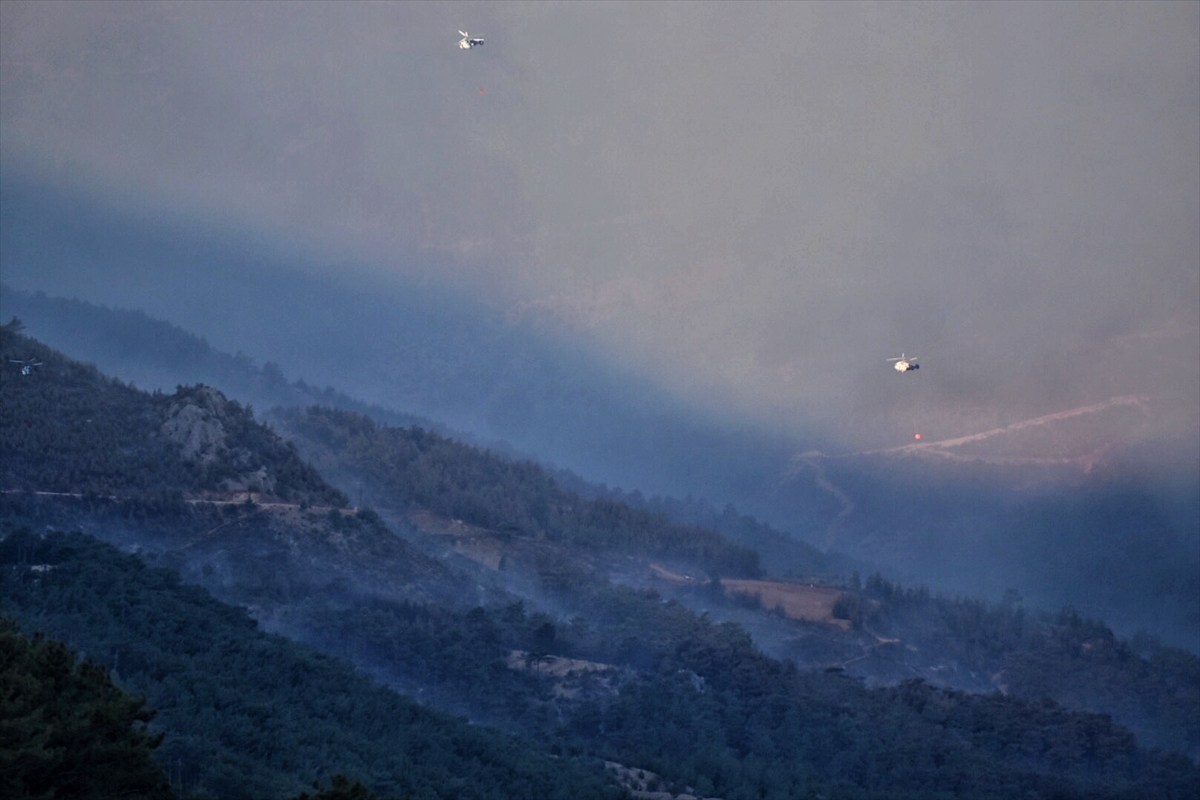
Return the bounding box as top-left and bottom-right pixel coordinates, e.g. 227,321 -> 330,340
0,617 -> 174,800
0,528 -> 622,800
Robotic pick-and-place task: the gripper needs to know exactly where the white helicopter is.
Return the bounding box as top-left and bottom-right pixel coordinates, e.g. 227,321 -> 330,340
10,358 -> 43,376
887,354 -> 920,373
458,31 -> 484,49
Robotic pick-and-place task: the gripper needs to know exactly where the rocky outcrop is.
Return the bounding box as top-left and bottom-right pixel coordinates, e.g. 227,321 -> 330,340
604,762 -> 722,800
161,385 -> 284,498
220,465 -> 277,495
161,386 -> 230,464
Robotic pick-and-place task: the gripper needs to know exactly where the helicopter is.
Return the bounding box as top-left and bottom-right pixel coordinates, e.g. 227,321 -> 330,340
9,358 -> 43,376
458,31 -> 484,49
887,354 -> 919,373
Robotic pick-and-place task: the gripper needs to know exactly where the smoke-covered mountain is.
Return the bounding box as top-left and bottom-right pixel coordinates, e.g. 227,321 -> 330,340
783,444 -> 1200,651
4,5 -> 1196,795
0,176 -> 821,521
1,532 -> 622,800
3,327 -> 1198,799
3,275 -> 1196,651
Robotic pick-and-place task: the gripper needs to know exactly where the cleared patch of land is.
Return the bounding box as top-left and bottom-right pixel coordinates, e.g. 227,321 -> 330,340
721,580 -> 851,630
506,650 -> 615,678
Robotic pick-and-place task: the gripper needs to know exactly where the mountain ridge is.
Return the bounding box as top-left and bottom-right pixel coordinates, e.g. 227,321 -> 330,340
4,326 -> 1197,778
7,280 -> 1194,652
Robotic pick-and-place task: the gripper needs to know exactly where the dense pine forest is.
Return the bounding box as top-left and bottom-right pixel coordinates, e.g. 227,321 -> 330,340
6,528 -> 1198,800
275,405 -> 763,577
271,401 -> 1200,761
0,321 -> 343,506
0,530 -> 620,800
3,324 -> 1199,799
1,616 -> 174,799
857,575 -> 1200,756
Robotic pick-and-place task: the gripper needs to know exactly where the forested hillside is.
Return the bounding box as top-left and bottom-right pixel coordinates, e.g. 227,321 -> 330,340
0,320 -> 474,609
275,406 -> 762,578
811,452 -> 1200,651
570,481 -> 865,581
3,328 -> 1199,799
0,616 -> 173,799
0,529 -> 621,800
858,575 -> 1200,757
5,528 -> 1197,800
0,285 -> 443,434
0,289 -> 844,578
0,320 -> 342,505
271,402 -> 1200,760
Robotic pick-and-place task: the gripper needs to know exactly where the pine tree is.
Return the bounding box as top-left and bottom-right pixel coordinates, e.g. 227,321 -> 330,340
0,617 -> 173,799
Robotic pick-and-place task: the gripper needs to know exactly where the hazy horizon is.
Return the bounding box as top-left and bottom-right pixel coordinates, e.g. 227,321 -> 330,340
3,0 -> 1197,465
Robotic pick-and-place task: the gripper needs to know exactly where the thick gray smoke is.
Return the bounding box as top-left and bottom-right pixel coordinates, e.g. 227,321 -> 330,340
2,1 -> 1196,457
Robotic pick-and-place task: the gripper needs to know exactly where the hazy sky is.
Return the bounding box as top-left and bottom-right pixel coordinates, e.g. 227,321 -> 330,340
2,0 -> 1197,452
